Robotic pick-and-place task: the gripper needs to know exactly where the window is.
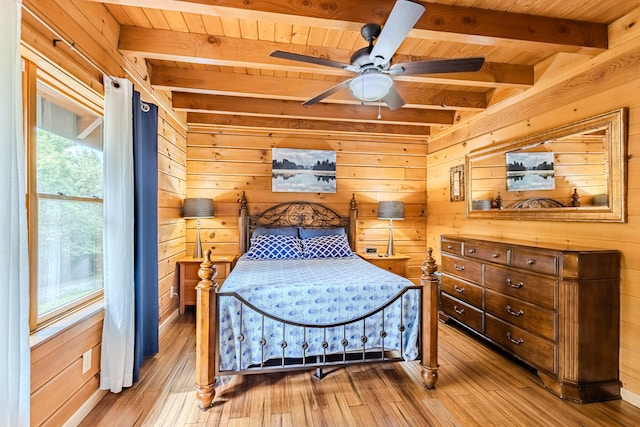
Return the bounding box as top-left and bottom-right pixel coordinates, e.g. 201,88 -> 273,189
27,67 -> 104,329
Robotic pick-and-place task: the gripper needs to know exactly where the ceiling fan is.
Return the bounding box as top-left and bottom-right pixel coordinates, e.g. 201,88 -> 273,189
270,0 -> 485,110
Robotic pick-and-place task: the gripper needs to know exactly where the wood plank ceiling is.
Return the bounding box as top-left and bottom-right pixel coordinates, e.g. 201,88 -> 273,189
66,1 -> 640,137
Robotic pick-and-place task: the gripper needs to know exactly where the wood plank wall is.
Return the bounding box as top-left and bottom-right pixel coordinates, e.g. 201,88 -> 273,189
156,110 -> 188,324
22,1 -> 189,424
30,310 -> 104,426
426,40 -> 640,401
185,130 -> 428,283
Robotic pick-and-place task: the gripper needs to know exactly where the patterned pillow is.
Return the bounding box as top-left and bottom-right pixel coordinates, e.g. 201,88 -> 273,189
302,234 -> 355,259
246,234 -> 303,260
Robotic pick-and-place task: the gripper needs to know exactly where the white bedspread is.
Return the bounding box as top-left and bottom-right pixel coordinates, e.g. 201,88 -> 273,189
217,255 -> 420,371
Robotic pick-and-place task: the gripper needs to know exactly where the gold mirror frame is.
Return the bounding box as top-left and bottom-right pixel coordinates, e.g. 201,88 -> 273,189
466,108 -> 627,222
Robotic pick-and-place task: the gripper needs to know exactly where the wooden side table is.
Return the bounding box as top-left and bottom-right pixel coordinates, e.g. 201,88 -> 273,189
359,253 -> 410,277
176,255 -> 238,315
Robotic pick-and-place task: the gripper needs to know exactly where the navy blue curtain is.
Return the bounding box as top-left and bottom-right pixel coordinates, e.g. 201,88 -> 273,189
132,90 -> 159,382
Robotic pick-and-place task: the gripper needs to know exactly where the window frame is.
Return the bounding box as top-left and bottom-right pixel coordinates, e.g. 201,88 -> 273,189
24,59 -> 105,331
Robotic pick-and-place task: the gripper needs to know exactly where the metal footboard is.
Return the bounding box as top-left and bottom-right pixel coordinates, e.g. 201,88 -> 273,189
214,286 -> 422,377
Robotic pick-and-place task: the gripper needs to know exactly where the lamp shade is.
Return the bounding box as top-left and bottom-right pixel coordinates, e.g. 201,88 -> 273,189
377,201 -> 404,220
349,73 -> 393,102
378,201 -> 404,219
182,198 -> 214,218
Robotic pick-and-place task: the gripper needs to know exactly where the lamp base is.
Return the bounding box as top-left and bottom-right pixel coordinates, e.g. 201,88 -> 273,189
385,219 -> 394,257
193,218 -> 203,259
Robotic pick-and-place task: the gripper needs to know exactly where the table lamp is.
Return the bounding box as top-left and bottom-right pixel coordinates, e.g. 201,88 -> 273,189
377,201 -> 404,257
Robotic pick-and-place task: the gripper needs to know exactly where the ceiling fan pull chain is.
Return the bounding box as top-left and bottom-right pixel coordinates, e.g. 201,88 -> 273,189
378,99 -> 382,120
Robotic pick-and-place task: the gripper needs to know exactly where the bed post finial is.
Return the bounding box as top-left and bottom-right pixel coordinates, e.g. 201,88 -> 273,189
421,247 -> 438,280
420,247 -> 439,390
239,192 -> 248,254
195,249 -> 218,410
348,194 -> 358,251
239,191 -> 247,212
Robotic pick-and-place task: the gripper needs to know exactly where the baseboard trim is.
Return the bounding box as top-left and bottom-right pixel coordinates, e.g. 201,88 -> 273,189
62,389 -> 107,427
621,387 -> 640,409
159,308 -> 179,335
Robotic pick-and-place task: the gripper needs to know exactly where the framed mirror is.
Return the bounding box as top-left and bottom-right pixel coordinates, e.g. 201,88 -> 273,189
466,108 -> 627,222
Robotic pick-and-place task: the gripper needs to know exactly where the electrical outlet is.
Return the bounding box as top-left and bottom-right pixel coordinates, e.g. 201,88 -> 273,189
82,349 -> 92,374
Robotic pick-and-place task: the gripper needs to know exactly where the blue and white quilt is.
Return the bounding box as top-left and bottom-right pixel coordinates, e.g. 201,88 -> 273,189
217,255 -> 421,372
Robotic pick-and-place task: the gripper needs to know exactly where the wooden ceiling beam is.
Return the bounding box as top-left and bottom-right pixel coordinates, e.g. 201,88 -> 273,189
87,0 -> 607,53
172,92 -> 454,125
187,112 -> 430,137
119,26 -> 534,88
151,66 -> 487,110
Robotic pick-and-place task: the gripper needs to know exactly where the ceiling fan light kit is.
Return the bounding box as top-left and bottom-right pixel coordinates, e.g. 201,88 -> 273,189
270,0 -> 484,110
349,73 -> 393,102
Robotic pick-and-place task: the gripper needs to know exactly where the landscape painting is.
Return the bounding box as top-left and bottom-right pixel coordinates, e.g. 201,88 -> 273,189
272,148 -> 337,193
506,152 -> 555,191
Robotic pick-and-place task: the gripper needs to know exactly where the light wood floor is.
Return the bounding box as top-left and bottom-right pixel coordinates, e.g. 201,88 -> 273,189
80,310 -> 640,426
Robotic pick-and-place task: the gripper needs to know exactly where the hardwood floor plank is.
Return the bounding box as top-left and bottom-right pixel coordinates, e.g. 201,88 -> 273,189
79,311 -> 640,426
269,373 -> 291,415
419,398 -> 463,427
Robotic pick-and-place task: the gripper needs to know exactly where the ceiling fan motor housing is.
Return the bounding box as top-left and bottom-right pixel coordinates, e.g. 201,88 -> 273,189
360,23 -> 381,43
350,46 -> 376,68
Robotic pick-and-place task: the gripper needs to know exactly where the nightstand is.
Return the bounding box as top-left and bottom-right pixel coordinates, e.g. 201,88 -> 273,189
359,253 -> 410,277
176,255 -> 238,315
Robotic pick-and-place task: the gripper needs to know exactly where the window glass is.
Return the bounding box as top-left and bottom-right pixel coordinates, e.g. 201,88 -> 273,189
35,81 -> 104,320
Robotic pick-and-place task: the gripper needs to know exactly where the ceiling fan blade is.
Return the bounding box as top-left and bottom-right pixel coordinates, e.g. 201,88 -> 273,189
302,79 -> 353,106
369,0 -> 426,67
270,50 -> 353,70
383,85 -> 406,110
389,57 -> 485,75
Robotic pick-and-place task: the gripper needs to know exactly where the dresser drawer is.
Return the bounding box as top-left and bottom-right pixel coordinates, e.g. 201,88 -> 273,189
441,255 -> 483,284
441,274 -> 483,308
485,314 -> 556,374
463,242 -> 509,265
441,239 -> 462,256
441,293 -> 483,333
485,290 -> 556,341
511,249 -> 558,276
484,264 -> 556,310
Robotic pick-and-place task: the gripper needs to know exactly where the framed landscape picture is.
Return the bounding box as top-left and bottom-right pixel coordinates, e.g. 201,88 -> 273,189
272,148 -> 336,193
506,152 -> 555,191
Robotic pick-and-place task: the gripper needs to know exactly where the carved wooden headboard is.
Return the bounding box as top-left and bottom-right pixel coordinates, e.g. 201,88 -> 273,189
510,197 -> 566,209
238,193 -> 358,254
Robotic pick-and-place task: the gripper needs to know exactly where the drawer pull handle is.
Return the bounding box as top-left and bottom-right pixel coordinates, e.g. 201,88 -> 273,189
506,278 -> 524,289
506,305 -> 524,317
527,258 -> 535,265
491,253 -> 499,258
454,264 -> 465,271
447,244 -> 453,249
453,305 -> 465,315
454,285 -> 465,293
468,248 -> 476,254
506,332 -> 524,345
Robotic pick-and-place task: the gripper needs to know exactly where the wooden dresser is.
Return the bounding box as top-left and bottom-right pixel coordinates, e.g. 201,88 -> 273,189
439,235 -> 620,403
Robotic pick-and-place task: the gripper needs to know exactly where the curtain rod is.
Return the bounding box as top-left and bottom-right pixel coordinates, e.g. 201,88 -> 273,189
21,2 -> 188,128
21,3 -> 121,88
